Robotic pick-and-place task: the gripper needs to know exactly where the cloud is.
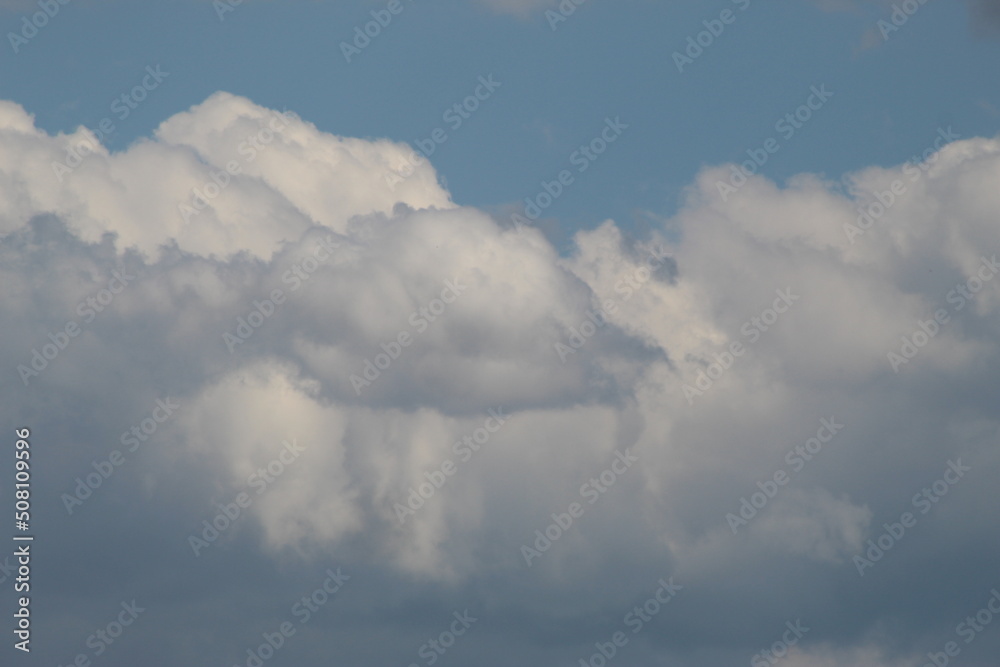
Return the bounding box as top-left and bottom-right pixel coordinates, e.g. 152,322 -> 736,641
0,0 -> 561,18
5,93 -> 1000,665
781,644 -> 918,667
472,0 -> 554,17
809,0 -> 1000,34
969,0 -> 1000,28
1,91 -> 452,261
0,0 -> 36,10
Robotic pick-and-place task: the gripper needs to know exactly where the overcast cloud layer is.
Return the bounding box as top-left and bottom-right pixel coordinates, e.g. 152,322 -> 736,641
1,87 -> 998,666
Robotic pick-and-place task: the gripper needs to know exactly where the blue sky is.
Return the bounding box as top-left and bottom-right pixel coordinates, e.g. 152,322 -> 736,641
4,0 -> 999,243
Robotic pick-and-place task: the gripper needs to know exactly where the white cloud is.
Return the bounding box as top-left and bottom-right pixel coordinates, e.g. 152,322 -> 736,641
781,643 -> 917,667
0,92 -> 452,261
4,93 -> 1000,663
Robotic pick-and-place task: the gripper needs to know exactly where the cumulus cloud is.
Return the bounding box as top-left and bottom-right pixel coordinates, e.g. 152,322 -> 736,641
0,92 -> 451,260
6,93 -> 1000,665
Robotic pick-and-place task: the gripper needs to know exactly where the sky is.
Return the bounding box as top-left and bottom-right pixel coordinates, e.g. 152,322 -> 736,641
1,0 -> 1000,666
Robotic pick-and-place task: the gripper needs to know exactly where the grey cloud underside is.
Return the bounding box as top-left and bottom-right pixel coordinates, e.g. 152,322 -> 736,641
3,95 -> 1000,666
970,0 -> 1000,25
814,0 -> 1000,30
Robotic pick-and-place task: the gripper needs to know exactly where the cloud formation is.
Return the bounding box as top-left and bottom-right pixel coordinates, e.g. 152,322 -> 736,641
810,0 -> 1000,31
5,93 -> 1000,665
